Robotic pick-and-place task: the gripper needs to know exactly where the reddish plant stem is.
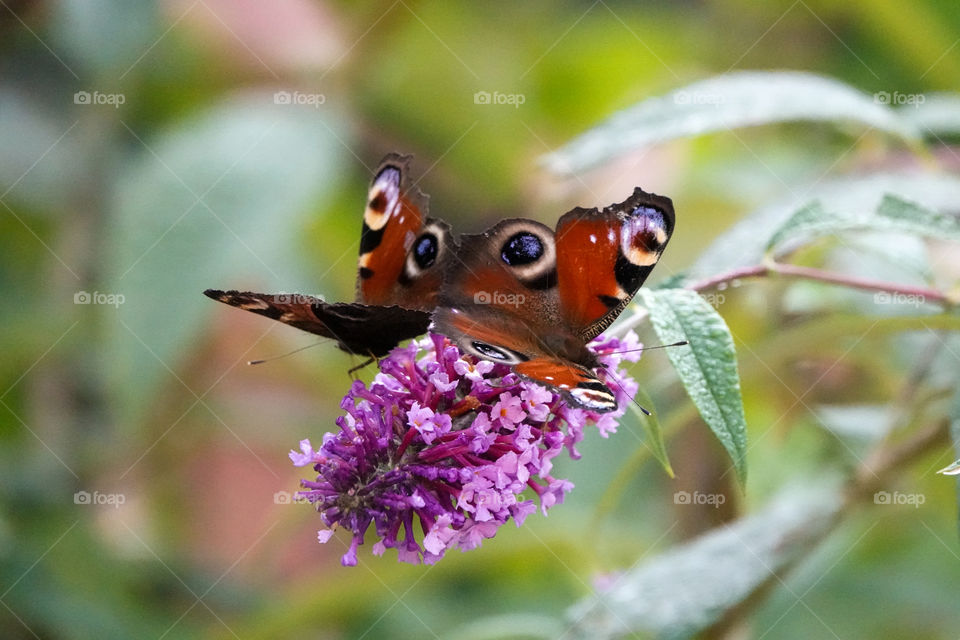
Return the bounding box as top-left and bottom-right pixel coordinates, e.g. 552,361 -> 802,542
688,262 -> 952,305
395,427 -> 419,459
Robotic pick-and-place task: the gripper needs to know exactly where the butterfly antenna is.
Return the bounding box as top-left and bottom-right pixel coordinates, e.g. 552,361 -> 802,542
248,341 -> 326,365
607,340 -> 688,356
604,371 -> 652,416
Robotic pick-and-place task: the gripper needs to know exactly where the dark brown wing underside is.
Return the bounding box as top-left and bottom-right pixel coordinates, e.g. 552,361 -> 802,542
203,289 -> 430,356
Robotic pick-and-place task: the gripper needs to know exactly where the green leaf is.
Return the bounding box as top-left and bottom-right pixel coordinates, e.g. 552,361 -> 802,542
690,172 -> 960,280
542,71 -> 920,174
766,193 -> 960,254
637,288 -> 747,484
626,386 -> 673,477
877,193 -> 960,240
564,478 -> 845,640
764,200 -> 832,253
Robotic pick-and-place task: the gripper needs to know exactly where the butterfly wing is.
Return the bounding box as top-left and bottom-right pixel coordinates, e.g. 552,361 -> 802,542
430,188 -> 674,412
431,306 -> 617,412
437,217 -> 562,327
513,358 -> 618,412
204,290 -> 430,357
431,216 -> 618,411
554,187 -> 674,339
357,154 -> 454,309
205,154 -> 451,356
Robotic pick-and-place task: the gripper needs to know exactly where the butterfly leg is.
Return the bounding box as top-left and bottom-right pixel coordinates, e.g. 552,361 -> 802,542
347,354 -> 378,379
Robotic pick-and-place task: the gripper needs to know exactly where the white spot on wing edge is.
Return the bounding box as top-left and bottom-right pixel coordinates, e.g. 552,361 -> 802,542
570,386 -> 616,410
364,169 -> 402,231
363,205 -> 389,231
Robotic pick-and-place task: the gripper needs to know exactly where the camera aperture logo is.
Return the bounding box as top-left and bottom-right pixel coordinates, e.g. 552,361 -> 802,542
473,90 -> 525,108
74,490 -> 125,508
74,291 -> 125,308
273,90 -> 325,108
474,290 -> 525,307
74,90 -> 125,108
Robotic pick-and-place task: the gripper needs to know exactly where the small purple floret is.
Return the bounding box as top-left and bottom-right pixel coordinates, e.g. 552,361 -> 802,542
290,331 -> 640,565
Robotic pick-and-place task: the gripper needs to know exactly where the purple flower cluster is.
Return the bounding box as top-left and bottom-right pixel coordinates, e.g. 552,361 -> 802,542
290,331 -> 642,566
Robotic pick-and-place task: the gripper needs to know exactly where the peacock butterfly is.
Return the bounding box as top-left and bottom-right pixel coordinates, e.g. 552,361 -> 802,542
205,153 -> 674,412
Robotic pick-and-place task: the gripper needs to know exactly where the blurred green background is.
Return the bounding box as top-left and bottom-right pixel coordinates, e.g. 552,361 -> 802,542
2,1 -> 960,638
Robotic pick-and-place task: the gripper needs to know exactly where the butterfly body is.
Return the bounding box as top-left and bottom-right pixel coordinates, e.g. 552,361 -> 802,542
205,154 -> 674,412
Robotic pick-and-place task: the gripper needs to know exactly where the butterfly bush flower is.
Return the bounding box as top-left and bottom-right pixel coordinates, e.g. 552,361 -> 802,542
290,331 -> 642,566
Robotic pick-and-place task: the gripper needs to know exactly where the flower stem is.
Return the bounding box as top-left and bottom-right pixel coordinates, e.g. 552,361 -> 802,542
396,427 -> 419,459
688,262 -> 953,305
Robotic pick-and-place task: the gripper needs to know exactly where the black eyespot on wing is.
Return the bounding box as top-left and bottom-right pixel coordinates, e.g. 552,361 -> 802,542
413,233 -> 438,269
501,232 -> 544,266
468,341 -> 529,364
472,341 -> 511,360
634,227 -> 662,252
368,192 -> 388,213
359,266 -> 374,279
469,341 -> 529,363
630,206 -> 668,252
